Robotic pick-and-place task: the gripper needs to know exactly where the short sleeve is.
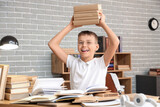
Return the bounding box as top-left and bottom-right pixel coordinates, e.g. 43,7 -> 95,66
66,55 -> 77,68
98,55 -> 109,69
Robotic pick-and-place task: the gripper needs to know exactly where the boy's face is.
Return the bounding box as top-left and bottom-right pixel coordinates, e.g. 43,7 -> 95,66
78,34 -> 99,61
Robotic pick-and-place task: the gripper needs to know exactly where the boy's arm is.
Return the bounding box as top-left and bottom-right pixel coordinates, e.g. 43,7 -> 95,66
97,13 -> 119,66
48,17 -> 78,64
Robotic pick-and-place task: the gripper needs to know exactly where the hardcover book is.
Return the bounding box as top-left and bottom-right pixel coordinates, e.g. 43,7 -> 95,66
74,4 -> 102,12
5,93 -> 29,100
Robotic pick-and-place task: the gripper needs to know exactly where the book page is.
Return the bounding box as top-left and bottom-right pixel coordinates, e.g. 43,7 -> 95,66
82,99 -> 120,107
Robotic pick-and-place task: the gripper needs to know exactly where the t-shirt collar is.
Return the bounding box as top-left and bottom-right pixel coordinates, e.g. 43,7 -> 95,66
79,58 -> 95,65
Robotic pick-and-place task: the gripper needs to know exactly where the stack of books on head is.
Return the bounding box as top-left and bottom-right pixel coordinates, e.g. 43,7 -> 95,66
73,4 -> 102,26
5,75 -> 30,100
31,78 -> 64,96
149,68 -> 160,76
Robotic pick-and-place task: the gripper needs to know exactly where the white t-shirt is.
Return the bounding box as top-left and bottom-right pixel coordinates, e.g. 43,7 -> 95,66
66,55 -> 108,90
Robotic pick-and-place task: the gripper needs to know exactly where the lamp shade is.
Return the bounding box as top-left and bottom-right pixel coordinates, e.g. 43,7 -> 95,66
0,36 -> 19,50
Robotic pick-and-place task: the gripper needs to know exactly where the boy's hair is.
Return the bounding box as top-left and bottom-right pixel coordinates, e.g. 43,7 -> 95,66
78,30 -> 98,43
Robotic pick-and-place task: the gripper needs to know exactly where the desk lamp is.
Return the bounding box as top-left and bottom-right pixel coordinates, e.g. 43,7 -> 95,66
0,35 -> 19,50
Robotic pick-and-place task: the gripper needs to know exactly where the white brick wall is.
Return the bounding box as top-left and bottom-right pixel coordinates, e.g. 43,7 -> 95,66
0,0 -> 160,93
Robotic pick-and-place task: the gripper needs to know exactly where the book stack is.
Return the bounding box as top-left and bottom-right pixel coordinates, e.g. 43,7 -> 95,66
28,76 -> 37,94
149,68 -> 160,76
5,75 -> 30,100
73,4 -> 102,26
117,65 -> 130,70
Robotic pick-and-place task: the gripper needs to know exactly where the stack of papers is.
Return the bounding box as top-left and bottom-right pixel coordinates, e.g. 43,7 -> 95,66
31,78 -> 64,95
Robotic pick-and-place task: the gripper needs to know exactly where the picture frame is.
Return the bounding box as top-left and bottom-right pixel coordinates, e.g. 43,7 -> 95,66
0,64 -> 9,100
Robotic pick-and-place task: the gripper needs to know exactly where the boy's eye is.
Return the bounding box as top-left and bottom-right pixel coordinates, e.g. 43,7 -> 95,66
87,42 -> 91,44
79,42 -> 83,44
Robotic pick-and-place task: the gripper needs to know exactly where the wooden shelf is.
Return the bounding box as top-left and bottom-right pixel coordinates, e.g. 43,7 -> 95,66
119,77 -> 132,94
114,52 -> 131,71
108,70 -> 123,77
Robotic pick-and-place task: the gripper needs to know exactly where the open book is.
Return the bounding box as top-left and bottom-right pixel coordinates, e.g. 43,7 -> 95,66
31,78 -> 64,95
12,95 -> 57,104
54,85 -> 108,96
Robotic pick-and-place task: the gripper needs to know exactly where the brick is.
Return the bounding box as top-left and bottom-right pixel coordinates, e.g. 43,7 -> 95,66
8,56 -> 22,61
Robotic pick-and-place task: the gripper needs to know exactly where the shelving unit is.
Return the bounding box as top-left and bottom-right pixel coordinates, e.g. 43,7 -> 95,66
51,52 -> 132,94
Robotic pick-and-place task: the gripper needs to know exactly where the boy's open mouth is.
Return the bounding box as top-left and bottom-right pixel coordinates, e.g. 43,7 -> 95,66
81,49 -> 89,52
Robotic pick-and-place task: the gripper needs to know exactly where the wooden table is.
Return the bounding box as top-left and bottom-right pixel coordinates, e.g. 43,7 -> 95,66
0,94 -> 159,107
0,100 -> 81,107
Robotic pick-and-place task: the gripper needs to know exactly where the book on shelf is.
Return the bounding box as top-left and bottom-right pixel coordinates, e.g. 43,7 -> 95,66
149,71 -> 160,76
5,93 -> 29,100
74,4 -> 102,12
117,65 -> 130,70
97,36 -> 121,53
150,68 -> 160,72
107,67 -> 114,70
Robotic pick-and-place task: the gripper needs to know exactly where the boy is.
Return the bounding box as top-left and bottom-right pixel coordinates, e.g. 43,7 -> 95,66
48,13 -> 119,90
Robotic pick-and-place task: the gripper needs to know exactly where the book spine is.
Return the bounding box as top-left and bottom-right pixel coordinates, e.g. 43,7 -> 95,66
7,77 -> 28,82
74,12 -> 99,18
74,4 -> 101,12
73,19 -> 99,26
74,16 -> 99,21
5,88 -> 29,94
74,10 -> 102,14
6,82 -> 30,89
150,69 -> 160,72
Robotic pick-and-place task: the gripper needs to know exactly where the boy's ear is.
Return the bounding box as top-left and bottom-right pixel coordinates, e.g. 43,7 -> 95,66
95,44 -> 99,51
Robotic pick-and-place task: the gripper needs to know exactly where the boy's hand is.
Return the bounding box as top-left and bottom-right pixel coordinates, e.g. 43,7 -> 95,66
96,13 -> 106,27
68,16 -> 82,29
